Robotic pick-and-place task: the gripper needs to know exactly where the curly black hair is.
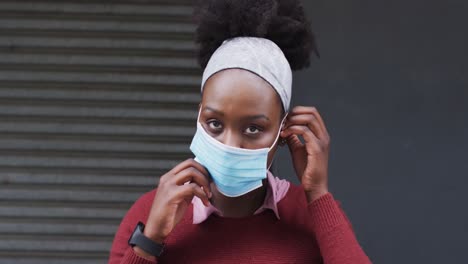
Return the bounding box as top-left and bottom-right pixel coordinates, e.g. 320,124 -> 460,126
194,0 -> 319,71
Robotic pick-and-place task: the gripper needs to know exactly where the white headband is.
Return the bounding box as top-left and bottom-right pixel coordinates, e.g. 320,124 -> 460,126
201,37 -> 292,111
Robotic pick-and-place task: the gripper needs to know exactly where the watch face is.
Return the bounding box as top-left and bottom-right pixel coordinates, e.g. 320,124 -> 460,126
128,222 -> 144,246
137,222 -> 145,232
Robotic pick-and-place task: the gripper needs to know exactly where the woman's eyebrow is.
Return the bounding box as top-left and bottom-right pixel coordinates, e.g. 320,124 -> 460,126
203,106 -> 270,121
203,106 -> 224,116
245,114 -> 270,121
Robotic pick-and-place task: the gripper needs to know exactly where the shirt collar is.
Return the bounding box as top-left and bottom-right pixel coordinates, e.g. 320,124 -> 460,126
191,171 -> 290,224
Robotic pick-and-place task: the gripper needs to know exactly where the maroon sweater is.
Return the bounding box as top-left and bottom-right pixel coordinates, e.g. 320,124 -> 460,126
109,183 -> 371,263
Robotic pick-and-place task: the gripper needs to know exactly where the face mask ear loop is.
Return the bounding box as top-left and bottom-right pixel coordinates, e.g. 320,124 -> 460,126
267,112 -> 289,170
196,106 -> 202,123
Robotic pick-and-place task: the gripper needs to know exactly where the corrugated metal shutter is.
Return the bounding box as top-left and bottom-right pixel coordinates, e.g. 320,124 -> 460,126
0,1 -> 200,263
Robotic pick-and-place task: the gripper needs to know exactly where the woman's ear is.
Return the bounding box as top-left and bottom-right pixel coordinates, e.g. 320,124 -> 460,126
278,114 -> 288,147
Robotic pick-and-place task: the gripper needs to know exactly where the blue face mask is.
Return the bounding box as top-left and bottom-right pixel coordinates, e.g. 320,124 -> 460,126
189,111 -> 286,197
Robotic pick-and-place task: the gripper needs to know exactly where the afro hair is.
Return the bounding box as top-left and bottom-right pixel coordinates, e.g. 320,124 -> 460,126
193,0 -> 319,71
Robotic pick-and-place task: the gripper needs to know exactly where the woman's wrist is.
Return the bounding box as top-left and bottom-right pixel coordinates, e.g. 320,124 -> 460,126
305,188 -> 329,203
143,224 -> 166,244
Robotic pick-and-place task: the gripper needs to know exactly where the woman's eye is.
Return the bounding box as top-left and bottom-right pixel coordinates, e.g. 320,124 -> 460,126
208,120 -> 223,130
245,126 -> 261,135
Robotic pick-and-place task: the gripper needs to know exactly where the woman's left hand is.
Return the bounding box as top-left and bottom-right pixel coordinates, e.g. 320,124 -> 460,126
280,106 -> 331,203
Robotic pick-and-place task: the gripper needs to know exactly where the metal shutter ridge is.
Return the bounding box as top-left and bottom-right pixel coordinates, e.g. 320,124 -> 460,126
0,0 -> 200,263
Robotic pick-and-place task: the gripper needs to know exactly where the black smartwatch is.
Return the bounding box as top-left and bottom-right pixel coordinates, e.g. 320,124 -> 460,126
128,222 -> 165,257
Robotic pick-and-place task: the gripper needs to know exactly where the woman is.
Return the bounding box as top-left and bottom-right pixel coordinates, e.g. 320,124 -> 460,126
109,0 -> 371,263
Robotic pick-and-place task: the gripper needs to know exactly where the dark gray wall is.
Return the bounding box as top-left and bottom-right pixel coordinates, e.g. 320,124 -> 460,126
276,0 -> 468,263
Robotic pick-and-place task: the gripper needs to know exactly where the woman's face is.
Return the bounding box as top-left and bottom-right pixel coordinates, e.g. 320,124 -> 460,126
200,68 -> 284,166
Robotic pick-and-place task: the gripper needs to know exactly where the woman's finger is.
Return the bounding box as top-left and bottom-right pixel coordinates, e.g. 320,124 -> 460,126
310,107 -> 329,137
290,106 -> 329,138
172,167 -> 212,198
177,182 -> 211,207
285,113 -> 326,140
281,125 -> 324,153
169,158 -> 209,177
285,134 -> 303,150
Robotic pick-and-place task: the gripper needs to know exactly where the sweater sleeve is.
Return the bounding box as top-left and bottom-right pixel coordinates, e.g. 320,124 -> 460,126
307,193 -> 372,264
108,189 -> 159,264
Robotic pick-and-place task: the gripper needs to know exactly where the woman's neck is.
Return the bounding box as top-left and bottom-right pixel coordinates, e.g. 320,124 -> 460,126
209,179 -> 268,218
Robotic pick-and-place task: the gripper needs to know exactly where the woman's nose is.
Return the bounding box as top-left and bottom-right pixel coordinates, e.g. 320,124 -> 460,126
221,130 -> 242,148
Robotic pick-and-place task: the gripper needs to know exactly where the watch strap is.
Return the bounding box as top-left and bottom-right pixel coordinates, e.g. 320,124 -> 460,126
128,222 -> 165,257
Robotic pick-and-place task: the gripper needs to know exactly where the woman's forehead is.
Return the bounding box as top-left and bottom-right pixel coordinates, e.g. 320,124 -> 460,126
201,69 -> 282,115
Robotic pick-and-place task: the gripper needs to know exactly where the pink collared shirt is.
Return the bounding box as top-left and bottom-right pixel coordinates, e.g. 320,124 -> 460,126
191,171 -> 291,224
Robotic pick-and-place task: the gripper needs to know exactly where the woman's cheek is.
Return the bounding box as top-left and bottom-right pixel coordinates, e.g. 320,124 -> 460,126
267,145 -> 279,168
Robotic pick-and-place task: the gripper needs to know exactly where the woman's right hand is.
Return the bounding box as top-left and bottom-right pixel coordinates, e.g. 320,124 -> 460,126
143,158 -> 212,243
